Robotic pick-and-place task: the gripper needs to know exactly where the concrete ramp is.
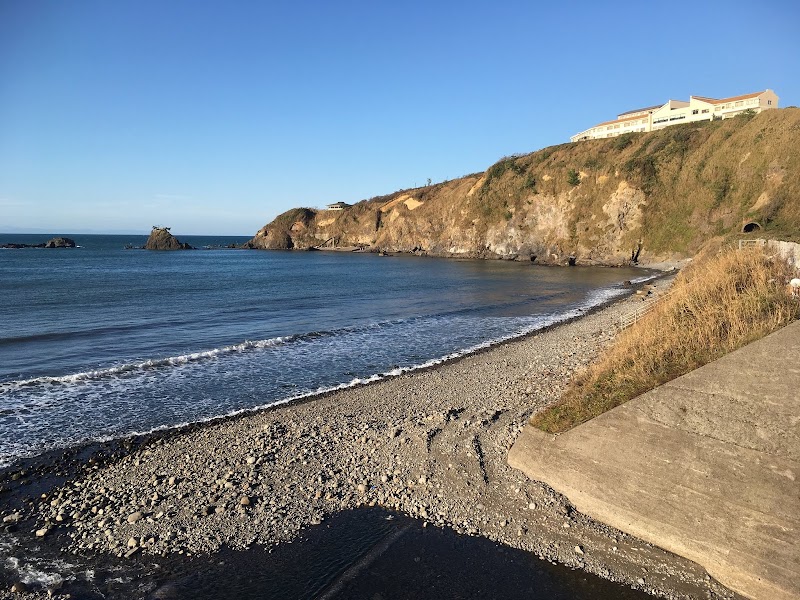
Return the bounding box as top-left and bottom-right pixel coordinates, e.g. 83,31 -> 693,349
509,321 -> 800,600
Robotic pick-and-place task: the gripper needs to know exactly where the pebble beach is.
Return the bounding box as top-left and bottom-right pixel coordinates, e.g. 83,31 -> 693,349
1,275 -> 741,599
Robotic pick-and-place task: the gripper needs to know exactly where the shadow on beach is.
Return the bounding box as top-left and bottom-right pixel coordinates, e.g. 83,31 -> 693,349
143,507 -> 648,600
1,507 -> 651,599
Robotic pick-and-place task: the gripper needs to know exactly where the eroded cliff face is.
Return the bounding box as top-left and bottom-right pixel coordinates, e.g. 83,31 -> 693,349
247,109 -> 800,265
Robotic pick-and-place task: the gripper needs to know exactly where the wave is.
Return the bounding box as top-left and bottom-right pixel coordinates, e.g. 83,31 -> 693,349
628,272 -> 662,284
0,285 -> 628,469
0,320 -> 188,347
0,285 -> 628,395
0,336 -> 292,393
0,291 -> 579,391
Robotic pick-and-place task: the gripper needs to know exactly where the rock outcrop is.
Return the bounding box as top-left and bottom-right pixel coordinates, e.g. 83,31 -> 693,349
246,108 -> 800,265
44,236 -> 76,248
145,227 -> 193,250
243,208 -> 315,250
1,237 -> 76,249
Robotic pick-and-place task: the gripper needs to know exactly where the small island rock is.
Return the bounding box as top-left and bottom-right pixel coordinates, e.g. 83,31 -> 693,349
1,236 -> 76,249
44,237 -> 76,248
145,227 -> 194,250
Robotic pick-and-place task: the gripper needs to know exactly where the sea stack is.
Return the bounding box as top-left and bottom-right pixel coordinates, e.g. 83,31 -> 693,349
44,236 -> 76,248
145,227 -> 194,250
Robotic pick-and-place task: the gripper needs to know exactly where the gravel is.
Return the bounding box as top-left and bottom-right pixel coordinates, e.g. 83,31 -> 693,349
2,277 -> 740,599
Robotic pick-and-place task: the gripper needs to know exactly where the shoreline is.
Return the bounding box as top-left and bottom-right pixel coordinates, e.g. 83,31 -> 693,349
0,266 -> 662,474
0,272 -> 739,599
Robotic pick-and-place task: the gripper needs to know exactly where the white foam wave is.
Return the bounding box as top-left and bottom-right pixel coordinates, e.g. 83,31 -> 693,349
0,284 -> 630,469
0,335 -> 291,393
1,541 -> 73,588
628,272 -> 661,284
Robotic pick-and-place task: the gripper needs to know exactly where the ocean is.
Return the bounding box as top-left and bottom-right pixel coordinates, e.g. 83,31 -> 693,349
0,234 -> 647,468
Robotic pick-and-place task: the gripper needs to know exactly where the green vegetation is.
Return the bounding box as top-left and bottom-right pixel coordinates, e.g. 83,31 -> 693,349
522,174 -> 537,191
711,169 -> 733,205
531,246 -> 800,433
483,155 -> 525,190
622,155 -> 658,194
567,169 -> 581,186
613,132 -> 636,151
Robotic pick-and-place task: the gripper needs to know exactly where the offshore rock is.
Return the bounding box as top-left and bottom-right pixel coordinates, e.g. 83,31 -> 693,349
145,227 -> 194,250
44,236 -> 76,248
1,236 -> 76,249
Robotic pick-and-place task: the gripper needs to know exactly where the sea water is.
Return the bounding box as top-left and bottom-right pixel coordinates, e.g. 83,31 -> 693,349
0,234 -> 647,467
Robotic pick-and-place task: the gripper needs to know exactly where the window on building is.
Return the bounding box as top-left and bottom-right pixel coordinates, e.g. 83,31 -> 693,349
735,101 -> 743,107
702,109 -> 709,113
768,100 -> 772,105
692,109 -> 699,114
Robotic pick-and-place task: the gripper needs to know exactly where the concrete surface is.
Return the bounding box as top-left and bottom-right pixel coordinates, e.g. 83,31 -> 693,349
509,320 -> 800,600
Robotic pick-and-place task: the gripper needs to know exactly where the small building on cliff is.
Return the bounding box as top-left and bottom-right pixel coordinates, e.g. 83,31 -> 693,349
571,89 -> 779,142
325,202 -> 350,211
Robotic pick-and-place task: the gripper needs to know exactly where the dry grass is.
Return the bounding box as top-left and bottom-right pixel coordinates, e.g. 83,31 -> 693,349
532,246 -> 800,433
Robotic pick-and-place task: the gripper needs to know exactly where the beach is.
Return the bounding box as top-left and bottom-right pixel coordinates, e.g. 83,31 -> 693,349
1,275 -> 740,599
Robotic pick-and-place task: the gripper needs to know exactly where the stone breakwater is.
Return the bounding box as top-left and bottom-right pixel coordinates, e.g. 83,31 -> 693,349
2,277 -> 739,599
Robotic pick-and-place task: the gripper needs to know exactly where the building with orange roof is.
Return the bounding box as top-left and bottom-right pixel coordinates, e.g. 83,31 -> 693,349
570,89 -> 778,142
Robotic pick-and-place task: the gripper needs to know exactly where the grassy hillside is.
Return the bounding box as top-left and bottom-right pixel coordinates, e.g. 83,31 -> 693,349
531,245 -> 800,433
247,108 -> 800,264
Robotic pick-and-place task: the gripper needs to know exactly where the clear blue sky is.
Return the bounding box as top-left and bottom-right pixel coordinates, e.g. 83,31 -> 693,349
1,0 -> 798,235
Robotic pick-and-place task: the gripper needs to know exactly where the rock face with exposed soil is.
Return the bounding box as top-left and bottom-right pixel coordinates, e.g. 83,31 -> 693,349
246,109 -> 800,266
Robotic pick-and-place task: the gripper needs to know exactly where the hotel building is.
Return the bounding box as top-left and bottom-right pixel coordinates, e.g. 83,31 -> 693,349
570,89 -> 779,142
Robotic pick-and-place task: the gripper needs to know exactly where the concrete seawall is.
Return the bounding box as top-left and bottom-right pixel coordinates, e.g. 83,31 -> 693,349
509,320 -> 800,600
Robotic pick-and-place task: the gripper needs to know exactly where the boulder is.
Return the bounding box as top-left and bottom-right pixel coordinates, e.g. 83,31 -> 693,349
145,227 -> 194,250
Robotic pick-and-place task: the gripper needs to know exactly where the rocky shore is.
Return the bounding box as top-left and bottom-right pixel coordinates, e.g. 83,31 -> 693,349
1,276 -> 740,599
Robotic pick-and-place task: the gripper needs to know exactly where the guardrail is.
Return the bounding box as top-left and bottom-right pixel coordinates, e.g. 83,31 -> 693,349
618,288 -> 675,330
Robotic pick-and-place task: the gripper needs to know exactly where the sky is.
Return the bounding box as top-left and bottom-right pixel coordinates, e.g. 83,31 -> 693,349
1,0 -> 798,235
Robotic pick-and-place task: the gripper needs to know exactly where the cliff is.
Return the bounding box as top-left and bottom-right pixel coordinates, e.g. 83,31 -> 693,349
246,108 -> 800,265
145,227 -> 193,250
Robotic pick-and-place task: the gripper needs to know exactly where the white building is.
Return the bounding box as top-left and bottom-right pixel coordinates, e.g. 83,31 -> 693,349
325,202 -> 351,211
571,89 -> 779,142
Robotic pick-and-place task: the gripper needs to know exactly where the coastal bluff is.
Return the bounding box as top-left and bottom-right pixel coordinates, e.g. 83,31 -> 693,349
145,227 -> 194,250
246,108 -> 800,266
